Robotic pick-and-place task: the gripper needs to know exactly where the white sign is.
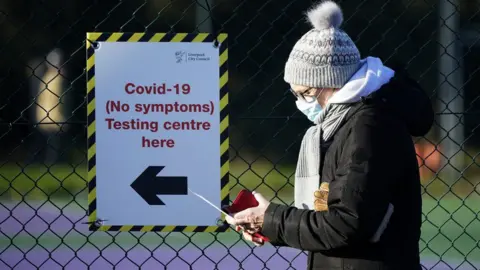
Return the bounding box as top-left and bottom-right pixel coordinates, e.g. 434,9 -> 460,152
91,39 -> 224,228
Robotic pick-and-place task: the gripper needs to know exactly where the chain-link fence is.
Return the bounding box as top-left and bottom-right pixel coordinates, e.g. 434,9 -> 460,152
1,0 -> 479,269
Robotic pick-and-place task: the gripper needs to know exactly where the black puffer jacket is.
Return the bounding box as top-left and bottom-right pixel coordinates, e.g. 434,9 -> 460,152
262,69 -> 434,270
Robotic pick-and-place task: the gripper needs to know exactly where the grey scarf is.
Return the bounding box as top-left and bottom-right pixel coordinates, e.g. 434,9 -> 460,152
294,103 -> 351,210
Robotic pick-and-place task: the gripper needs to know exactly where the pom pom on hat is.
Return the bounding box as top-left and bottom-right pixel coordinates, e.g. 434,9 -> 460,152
306,1 -> 343,30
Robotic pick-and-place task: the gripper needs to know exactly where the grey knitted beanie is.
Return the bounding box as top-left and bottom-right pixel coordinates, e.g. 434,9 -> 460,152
284,1 -> 361,89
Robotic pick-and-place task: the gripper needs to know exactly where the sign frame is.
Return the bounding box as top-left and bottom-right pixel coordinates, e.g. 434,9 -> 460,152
85,32 -> 229,232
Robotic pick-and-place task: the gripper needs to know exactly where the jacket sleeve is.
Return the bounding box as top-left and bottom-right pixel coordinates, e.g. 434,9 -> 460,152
261,113 -> 398,251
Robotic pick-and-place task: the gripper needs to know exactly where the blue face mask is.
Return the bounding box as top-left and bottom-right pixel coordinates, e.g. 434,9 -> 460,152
296,99 -> 322,123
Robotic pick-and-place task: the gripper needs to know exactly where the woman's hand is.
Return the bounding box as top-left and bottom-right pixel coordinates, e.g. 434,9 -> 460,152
235,226 -> 265,246
225,192 -> 270,246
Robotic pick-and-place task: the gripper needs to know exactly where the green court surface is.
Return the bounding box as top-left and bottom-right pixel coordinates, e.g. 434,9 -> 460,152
1,161 -> 478,201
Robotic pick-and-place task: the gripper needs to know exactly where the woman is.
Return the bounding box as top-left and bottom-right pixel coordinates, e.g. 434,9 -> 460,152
225,1 -> 434,269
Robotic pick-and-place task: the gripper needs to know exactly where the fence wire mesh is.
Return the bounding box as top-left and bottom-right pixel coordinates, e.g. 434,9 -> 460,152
0,0 -> 479,269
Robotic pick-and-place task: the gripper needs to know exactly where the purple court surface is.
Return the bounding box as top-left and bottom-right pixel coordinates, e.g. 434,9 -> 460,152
1,201 -> 478,270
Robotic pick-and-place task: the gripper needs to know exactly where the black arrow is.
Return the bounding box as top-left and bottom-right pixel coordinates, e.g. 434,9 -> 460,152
131,166 -> 188,205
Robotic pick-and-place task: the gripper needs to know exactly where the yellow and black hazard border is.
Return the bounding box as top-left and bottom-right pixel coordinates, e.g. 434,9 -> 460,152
86,32 -> 229,233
